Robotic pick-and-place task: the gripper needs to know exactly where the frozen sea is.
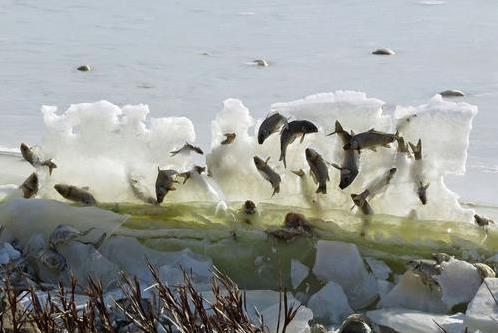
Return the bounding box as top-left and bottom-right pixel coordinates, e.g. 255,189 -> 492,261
1,0 -> 498,204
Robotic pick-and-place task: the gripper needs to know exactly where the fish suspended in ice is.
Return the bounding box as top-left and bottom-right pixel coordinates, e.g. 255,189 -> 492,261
279,120 -> 318,168
19,173 -> 38,199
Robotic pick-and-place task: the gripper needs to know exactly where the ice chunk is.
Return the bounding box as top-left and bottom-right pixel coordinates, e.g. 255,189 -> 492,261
377,279 -> 394,300
3,242 -> 20,260
365,257 -> 392,280
436,258 -> 482,308
0,248 -> 10,265
368,308 -> 466,333
260,302 -> 313,333
380,272 -> 448,313
307,281 -> 353,324
158,248 -> 213,289
291,259 -> 309,289
312,240 -> 378,309
0,199 -> 126,244
465,278 -> 498,333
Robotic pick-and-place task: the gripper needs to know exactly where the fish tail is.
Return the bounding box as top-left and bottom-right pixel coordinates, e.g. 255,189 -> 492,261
316,184 -> 327,194
272,185 -> 280,196
279,151 -> 287,168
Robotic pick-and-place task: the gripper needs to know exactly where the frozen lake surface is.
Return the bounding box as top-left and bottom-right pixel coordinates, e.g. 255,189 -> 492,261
1,0 -> 498,204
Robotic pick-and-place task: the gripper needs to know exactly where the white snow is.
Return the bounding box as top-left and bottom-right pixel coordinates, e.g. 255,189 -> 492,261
312,240 -> 378,309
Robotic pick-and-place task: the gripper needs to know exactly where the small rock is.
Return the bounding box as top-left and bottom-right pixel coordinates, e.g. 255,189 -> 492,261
253,59 -> 269,67
77,65 -> 91,72
439,89 -> 465,97
372,48 -> 396,55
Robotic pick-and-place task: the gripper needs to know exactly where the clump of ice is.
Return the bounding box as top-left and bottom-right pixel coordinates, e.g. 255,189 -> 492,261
380,272 -> 448,313
307,281 -> 353,325
0,91 -> 478,222
312,240 -> 378,309
291,259 -> 309,289
465,278 -> 498,332
436,258 -> 482,309
367,308 -> 466,333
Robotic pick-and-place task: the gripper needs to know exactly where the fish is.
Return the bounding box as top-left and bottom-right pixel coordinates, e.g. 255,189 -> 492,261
128,175 -> 158,205
305,148 -> 329,194
178,165 -> 206,184
20,173 -> 38,198
169,142 -> 203,156
327,120 -> 351,144
49,224 -> 95,248
328,121 -> 360,189
253,156 -> 281,196
257,112 -> 288,144
343,129 -> 399,152
155,168 -> 178,203
396,136 -> 411,155
38,249 -> 68,272
20,143 -> 57,175
409,139 -> 430,205
351,195 -> 374,215
54,184 -> 97,206
243,200 -> 257,215
474,214 -> 494,227
279,120 -> 318,168
291,169 -> 305,177
337,314 -> 373,333
351,168 -> 397,214
221,133 -> 236,145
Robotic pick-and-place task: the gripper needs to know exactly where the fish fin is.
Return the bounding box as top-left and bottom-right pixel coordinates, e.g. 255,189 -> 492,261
326,131 -> 336,136
368,146 -> 377,152
422,182 -> 430,190
157,166 -> 161,172
265,156 -> 271,164
292,169 -> 305,177
272,185 -> 280,196
330,163 -> 342,170
316,185 -> 327,194
300,133 -> 305,143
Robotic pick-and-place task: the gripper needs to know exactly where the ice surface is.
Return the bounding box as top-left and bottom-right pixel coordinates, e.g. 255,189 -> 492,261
367,308 -> 466,333
312,240 -> 378,309
380,272 -> 448,313
465,278 -> 498,333
307,281 -> 353,325
365,257 -> 392,280
436,258 -> 482,309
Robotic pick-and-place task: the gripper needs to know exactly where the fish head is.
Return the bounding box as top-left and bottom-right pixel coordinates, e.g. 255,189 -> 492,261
54,184 -> 69,196
305,148 -> 318,161
299,120 -> 318,134
253,156 -> 265,169
339,169 -> 356,189
20,143 -> 29,153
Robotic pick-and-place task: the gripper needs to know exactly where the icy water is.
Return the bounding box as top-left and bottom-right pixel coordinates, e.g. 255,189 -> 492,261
1,0 -> 498,205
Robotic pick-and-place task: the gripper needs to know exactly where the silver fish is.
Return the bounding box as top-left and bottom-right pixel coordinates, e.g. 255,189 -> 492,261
20,172 -> 38,198
20,143 -> 57,175
279,120 -> 318,168
253,156 -> 281,196
49,224 -> 95,248
351,168 -> 397,214
337,314 -> 373,333
329,121 -> 360,189
410,139 -> 430,205
38,249 -> 68,272
474,214 -> 494,227
305,148 -> 329,194
221,133 -> 236,145
155,168 -> 178,203
258,112 -> 288,144
170,142 -> 203,156
128,175 -> 158,205
178,165 -> 206,184
343,129 -> 399,152
407,259 -> 441,288
54,184 -> 97,206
